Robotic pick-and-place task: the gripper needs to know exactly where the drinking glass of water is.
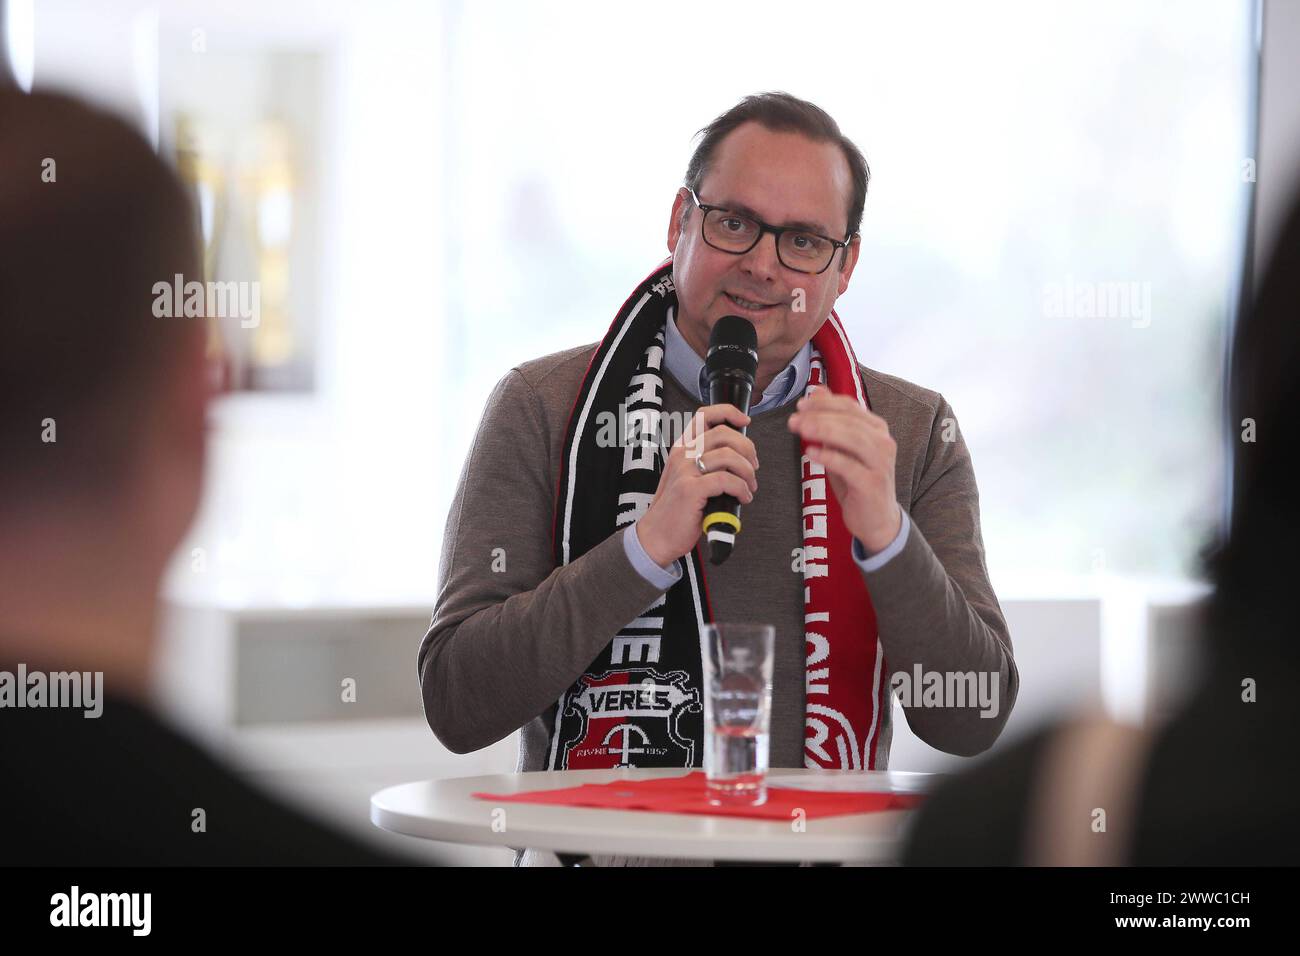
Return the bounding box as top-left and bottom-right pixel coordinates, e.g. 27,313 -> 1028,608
699,622 -> 774,806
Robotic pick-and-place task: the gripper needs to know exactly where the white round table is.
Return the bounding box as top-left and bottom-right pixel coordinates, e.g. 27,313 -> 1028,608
370,767 -> 939,864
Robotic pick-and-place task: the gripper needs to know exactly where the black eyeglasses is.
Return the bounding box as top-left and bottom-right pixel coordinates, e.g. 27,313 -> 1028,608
686,188 -> 854,275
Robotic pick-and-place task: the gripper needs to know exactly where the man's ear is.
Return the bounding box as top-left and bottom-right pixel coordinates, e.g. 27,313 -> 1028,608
162,324 -> 212,466
667,188 -> 689,254
837,234 -> 862,296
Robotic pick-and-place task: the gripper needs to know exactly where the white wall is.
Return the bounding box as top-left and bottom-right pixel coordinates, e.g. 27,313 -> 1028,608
1255,0 -> 1300,274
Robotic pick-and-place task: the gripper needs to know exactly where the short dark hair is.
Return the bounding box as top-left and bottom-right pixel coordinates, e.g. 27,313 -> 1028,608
0,89 -> 202,505
683,91 -> 870,240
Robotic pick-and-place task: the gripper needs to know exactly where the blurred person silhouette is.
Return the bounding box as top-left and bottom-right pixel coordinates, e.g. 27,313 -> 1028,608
903,188 -> 1300,866
0,89 -> 417,865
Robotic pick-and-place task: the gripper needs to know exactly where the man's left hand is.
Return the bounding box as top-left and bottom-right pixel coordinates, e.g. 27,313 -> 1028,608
787,388 -> 902,553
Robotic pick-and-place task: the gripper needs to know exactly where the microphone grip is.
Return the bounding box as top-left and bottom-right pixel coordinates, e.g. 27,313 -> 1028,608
702,373 -> 753,564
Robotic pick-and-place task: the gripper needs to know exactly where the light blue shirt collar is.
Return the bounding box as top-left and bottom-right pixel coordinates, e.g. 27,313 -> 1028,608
662,306 -> 812,414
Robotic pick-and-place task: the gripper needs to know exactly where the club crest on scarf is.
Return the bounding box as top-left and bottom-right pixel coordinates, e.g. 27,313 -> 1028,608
551,668 -> 701,768
548,260 -> 887,773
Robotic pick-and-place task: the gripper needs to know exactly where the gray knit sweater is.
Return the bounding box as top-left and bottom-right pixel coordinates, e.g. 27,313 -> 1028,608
418,342 -> 1018,865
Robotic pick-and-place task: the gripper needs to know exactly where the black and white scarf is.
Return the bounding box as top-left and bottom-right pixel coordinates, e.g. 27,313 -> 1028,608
547,259 -> 887,772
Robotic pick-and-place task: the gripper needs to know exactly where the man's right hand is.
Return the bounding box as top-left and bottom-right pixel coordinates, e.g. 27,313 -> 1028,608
636,403 -> 759,568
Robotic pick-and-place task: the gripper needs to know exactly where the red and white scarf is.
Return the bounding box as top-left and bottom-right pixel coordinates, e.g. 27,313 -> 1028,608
547,259 -> 886,772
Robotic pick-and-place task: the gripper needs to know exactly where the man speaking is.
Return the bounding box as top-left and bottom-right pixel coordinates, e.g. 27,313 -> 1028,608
418,92 -> 1018,865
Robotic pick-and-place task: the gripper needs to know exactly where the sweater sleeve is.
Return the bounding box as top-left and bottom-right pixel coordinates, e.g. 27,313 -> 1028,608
859,394 -> 1019,757
417,368 -> 672,755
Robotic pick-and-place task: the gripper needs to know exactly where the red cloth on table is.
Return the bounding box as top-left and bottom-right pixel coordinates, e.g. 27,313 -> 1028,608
472,771 -> 926,820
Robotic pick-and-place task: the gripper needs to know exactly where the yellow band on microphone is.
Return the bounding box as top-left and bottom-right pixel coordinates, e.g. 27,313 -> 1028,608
702,511 -> 741,534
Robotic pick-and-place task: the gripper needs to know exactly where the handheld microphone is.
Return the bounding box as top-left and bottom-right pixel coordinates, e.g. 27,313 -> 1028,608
701,314 -> 758,565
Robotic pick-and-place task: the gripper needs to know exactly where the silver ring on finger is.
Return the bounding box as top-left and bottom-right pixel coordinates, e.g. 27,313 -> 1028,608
695,452 -> 709,475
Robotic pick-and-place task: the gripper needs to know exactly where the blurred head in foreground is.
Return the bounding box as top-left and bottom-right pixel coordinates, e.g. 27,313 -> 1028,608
1201,191 -> 1300,693
0,89 -> 209,696
902,189 -> 1300,866
0,89 -> 421,866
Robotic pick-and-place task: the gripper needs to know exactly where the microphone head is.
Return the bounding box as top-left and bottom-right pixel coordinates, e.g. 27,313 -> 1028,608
706,315 -> 758,382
